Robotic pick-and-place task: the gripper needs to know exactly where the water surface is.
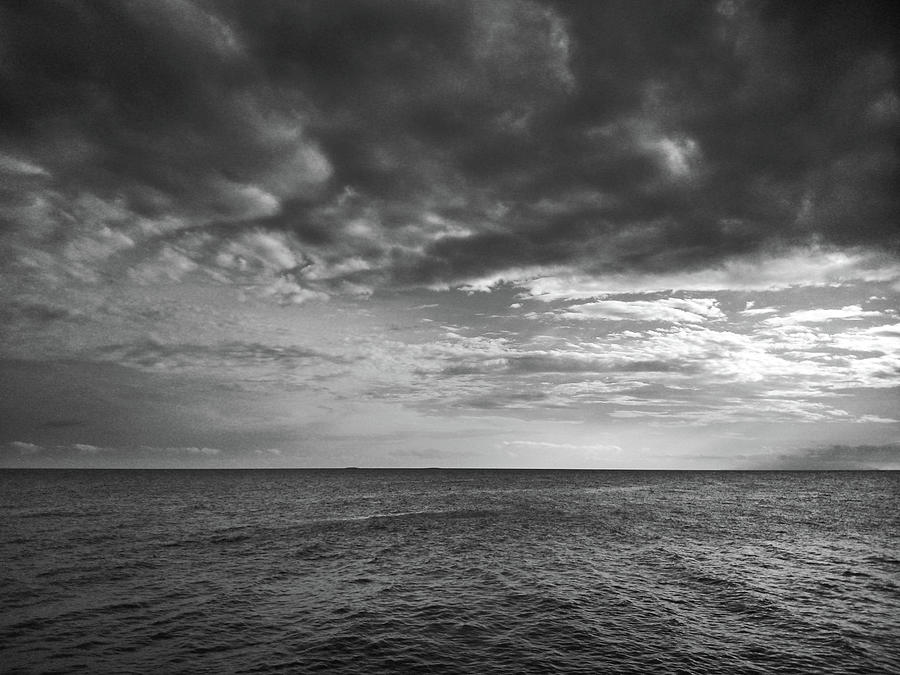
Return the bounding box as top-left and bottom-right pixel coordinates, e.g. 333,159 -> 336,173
2,469 -> 898,673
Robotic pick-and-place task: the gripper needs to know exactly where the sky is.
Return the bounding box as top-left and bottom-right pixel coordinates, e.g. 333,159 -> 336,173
1,0 -> 898,469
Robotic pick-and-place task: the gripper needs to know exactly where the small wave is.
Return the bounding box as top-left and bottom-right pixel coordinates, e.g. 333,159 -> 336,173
866,555 -> 900,566
300,508 -> 499,525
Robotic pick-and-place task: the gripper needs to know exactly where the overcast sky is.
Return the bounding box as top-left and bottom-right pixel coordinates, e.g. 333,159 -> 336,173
1,0 -> 898,468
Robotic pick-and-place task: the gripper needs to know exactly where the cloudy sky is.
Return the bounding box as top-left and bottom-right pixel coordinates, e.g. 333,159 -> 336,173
1,0 -> 898,468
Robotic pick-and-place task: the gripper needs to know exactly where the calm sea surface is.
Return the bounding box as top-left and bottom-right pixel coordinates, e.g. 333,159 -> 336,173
1,469 -> 898,673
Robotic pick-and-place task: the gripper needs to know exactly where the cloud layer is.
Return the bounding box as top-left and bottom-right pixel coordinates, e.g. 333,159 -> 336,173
2,0 -> 897,302
1,1 -> 898,466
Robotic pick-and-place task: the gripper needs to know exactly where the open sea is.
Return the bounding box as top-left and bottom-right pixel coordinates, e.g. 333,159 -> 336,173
1,469 -> 898,673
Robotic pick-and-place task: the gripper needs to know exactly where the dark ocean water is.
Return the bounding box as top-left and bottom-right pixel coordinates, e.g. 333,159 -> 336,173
1,470 -> 898,674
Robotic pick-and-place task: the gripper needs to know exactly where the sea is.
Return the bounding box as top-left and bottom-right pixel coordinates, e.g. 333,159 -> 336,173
1,469 -> 898,673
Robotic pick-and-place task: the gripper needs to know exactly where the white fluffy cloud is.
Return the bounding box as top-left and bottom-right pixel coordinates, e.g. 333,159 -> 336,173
762,305 -> 887,325
552,297 -> 724,323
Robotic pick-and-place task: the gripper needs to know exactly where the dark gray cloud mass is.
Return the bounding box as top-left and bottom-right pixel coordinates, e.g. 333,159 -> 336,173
1,0 -> 897,295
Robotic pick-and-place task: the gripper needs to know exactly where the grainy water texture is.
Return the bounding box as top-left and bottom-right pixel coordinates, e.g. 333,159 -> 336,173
1,470 -> 898,673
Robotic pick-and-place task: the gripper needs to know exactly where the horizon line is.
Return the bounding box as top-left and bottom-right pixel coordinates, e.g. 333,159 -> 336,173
1,466 -> 896,472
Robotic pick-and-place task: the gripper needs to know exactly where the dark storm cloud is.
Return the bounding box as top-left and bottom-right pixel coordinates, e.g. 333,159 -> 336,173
398,0 -> 900,283
761,442 -> 900,470
1,0 -> 897,294
0,0 -> 329,213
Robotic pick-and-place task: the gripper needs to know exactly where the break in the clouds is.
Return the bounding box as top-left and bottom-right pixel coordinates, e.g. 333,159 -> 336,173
1,0 -> 898,468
